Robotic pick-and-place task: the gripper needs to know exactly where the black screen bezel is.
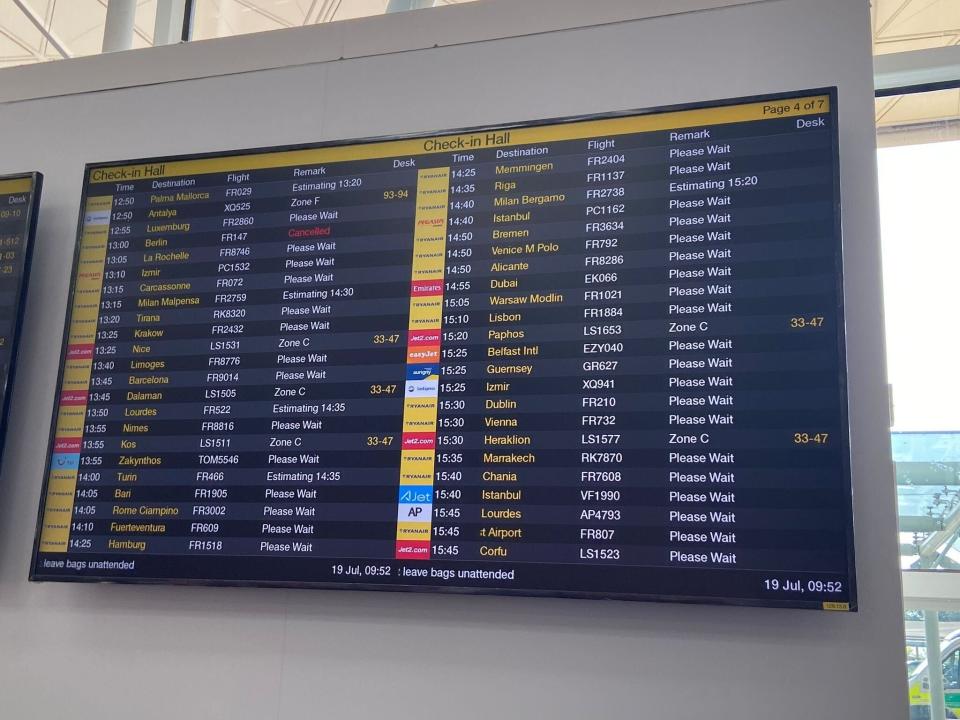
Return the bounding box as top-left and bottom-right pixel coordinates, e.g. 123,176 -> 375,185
28,89 -> 855,611
0,172 -> 43,468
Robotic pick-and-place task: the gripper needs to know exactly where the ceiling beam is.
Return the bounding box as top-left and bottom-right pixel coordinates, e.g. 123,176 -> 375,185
319,0 -> 343,23
0,22 -> 43,57
877,30 -> 960,44
875,44 -> 960,91
875,0 -> 914,36
12,0 -> 71,58
232,0 -> 295,28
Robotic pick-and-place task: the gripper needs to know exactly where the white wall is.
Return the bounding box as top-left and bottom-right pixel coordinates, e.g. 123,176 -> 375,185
0,1 -> 906,718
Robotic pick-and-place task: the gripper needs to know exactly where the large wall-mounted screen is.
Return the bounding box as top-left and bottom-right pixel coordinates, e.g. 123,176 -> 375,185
0,172 -> 41,457
30,89 -> 855,610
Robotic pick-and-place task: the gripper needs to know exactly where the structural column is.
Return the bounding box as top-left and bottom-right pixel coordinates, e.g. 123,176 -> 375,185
925,611 -> 947,720
153,0 -> 187,46
102,0 -> 137,53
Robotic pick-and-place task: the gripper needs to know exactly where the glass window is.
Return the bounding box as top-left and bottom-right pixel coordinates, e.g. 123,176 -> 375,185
877,89 -> 960,571
878,82 -> 960,718
945,649 -> 960,691
873,11 -> 960,715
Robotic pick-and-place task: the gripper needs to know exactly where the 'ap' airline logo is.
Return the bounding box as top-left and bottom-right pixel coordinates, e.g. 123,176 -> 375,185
397,503 -> 431,522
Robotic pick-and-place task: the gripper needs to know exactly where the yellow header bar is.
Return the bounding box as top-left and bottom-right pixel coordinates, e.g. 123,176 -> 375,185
89,95 -> 830,183
0,177 -> 33,195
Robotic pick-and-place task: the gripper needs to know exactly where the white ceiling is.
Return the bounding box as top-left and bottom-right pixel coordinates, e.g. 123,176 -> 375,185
0,0 -> 474,68
189,0 -> 471,41
873,0 -> 960,129
0,0 -> 158,67
873,0 -> 960,56
1,0 -> 959,131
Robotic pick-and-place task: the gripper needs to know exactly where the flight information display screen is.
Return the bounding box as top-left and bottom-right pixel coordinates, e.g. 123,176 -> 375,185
31,89 -> 855,610
0,172 -> 41,453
